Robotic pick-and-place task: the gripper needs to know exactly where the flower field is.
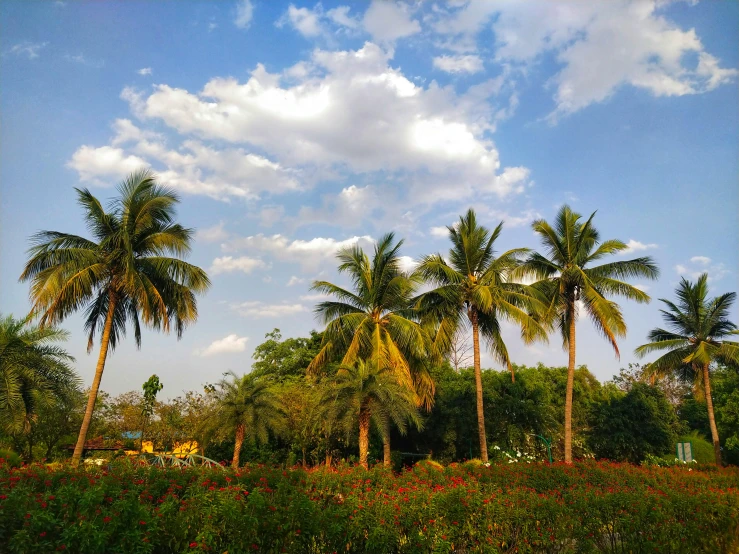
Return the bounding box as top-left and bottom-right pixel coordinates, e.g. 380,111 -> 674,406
1,458 -> 737,553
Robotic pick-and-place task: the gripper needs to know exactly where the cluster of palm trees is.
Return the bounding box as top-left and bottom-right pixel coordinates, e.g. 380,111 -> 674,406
14,170 -> 738,467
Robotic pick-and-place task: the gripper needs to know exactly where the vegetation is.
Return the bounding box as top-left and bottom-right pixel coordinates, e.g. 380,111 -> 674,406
2,459 -> 737,553
518,205 -> 659,462
19,170 -> 210,466
636,274 -> 739,465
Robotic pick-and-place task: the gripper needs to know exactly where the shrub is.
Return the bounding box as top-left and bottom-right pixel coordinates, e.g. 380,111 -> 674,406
0,460 -> 737,553
672,430 -> 716,464
0,450 -> 21,469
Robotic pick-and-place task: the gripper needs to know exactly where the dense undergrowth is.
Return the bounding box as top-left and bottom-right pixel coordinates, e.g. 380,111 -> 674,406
1,458 -> 737,553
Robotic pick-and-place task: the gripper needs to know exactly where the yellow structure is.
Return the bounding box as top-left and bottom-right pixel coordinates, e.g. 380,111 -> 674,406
125,440 -> 199,456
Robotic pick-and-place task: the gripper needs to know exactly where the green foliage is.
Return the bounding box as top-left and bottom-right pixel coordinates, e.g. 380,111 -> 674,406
251,329 -> 324,381
0,449 -> 21,468
0,315 -> 79,435
674,431 -> 716,464
589,383 -> 678,462
1,461 -> 737,553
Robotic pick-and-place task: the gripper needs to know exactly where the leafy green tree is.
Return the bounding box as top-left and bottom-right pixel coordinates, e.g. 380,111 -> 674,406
308,233 -> 432,466
325,360 -> 421,469
19,170 -> 210,465
518,205 -> 658,462
588,383 -> 677,463
209,372 -> 283,468
636,274 -> 739,465
140,375 -> 163,452
415,209 -> 546,463
0,315 -> 79,436
251,329 -> 324,381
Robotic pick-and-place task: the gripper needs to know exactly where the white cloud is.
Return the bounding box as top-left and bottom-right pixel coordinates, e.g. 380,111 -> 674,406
110,119 -> 161,146
196,222 -> 229,243
433,54 -> 483,74
195,334 -> 248,357
209,256 -> 269,275
621,239 -> 658,255
278,4 -> 325,38
224,233 -> 375,271
363,0 -> 420,43
397,255 -> 417,273
287,276 -> 305,286
64,53 -> 104,68
327,6 -> 360,30
7,41 -> 47,59
232,301 -> 308,318
67,146 -> 147,185
258,205 -> 286,228
137,67 -> 152,76
675,258 -> 729,282
300,293 -> 330,302
430,226 -> 449,238
235,0 -> 254,29
430,0 -> 737,119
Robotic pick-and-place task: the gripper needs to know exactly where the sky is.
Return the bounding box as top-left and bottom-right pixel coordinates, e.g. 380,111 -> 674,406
1,0 -> 737,398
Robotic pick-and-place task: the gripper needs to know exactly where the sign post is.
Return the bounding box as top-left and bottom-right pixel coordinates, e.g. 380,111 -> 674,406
676,442 -> 694,462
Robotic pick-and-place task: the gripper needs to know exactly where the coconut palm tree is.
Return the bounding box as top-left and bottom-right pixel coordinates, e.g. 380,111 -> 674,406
0,315 -> 79,435
414,209 -> 547,463
308,233 -> 433,466
211,372 -> 283,469
19,169 -> 210,466
325,359 -> 421,469
636,274 -> 738,465
518,205 -> 659,463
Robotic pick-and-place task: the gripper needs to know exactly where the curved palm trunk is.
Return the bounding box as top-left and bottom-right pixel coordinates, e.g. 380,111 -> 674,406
359,405 -> 371,469
383,431 -> 391,468
703,364 -> 722,466
71,294 -> 117,467
232,423 -> 245,469
470,309 -> 488,463
564,299 -> 576,464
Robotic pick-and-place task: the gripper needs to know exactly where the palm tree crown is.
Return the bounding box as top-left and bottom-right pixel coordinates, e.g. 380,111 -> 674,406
636,274 -> 738,464
19,169 -> 210,465
519,205 -> 659,463
0,315 -> 79,434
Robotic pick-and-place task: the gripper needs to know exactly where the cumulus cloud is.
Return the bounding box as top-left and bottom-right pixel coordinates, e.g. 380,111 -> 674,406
195,334 -> 248,356
67,146 -> 147,185
621,239 -> 658,254
690,255 -> 711,265
224,233 -> 375,271
429,226 -> 449,238
196,222 -> 229,243
433,54 -> 483,74
232,301 -> 308,318
430,0 -> 737,119
209,256 -> 269,275
235,0 -> 254,29
278,4 -> 325,38
363,0 -> 420,43
137,67 -> 152,76
287,276 -> 305,286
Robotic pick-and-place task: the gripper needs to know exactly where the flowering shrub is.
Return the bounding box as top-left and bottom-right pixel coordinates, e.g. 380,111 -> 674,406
1,458 -> 737,553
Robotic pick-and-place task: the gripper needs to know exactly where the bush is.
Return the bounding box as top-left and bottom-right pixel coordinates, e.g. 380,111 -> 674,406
0,450 -> 21,469
1,460 -> 737,553
673,430 -> 716,464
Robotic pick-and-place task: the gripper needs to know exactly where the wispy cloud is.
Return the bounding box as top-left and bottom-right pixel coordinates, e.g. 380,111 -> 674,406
7,41 -> 48,59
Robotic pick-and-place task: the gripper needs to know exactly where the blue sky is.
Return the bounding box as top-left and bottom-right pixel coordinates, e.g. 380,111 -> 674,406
1,0 -> 737,397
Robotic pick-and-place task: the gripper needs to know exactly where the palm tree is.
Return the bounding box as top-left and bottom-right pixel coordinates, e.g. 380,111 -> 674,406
308,233 -> 433,466
19,170 -> 210,466
415,209 -> 547,463
636,274 -> 738,465
518,205 -> 659,463
211,372 -> 283,469
325,359 -> 421,469
0,315 -> 79,435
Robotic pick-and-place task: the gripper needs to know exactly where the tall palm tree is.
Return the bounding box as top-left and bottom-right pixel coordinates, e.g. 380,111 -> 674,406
325,359 -> 421,469
636,274 -> 738,465
0,315 -> 79,435
308,233 -> 433,466
211,372 -> 283,469
19,169 -> 210,466
518,205 -> 659,463
415,209 -> 547,463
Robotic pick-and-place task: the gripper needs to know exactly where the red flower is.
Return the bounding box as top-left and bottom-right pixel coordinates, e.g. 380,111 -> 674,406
39,532 -> 46,537
103,517 -> 112,523
139,520 -> 146,525
189,542 -> 198,548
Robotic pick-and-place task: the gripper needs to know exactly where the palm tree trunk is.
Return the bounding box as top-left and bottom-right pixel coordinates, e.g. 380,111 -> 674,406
703,364 -> 722,466
325,450 -> 332,468
232,423 -> 245,469
383,431 -> 391,468
359,406 -> 370,469
470,308 -> 488,463
564,299 -> 576,464
71,294 -> 117,467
